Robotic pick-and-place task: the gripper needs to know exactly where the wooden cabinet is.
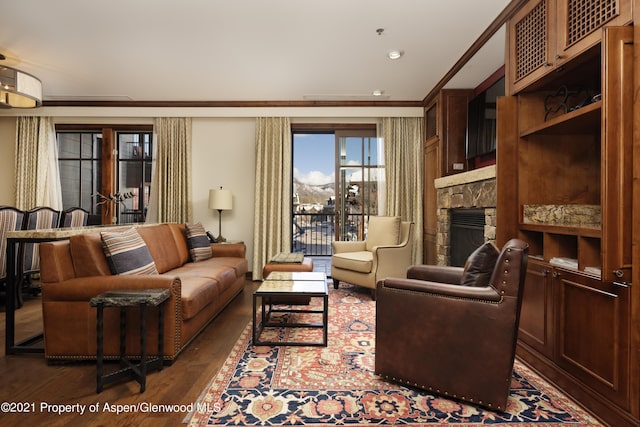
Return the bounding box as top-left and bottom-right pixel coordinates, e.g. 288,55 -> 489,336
507,0 -> 632,94
422,89 -> 471,263
499,21 -> 638,426
518,258 -> 554,358
423,89 -> 473,177
554,267 -> 631,409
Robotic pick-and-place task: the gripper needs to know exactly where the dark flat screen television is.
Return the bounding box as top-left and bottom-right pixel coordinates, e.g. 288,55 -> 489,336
466,76 -> 504,160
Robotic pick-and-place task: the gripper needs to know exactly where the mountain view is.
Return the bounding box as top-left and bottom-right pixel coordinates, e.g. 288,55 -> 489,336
293,178 -> 334,207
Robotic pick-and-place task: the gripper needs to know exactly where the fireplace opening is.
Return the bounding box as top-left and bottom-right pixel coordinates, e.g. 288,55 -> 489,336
450,209 -> 486,267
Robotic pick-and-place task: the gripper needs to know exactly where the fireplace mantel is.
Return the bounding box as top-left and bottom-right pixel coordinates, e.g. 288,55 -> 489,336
435,165 -> 496,189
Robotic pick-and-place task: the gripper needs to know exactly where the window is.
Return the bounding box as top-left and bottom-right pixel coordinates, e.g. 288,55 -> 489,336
336,130 -> 383,241
291,125 -> 382,255
57,131 -> 102,224
57,126 -> 153,224
117,132 -> 153,223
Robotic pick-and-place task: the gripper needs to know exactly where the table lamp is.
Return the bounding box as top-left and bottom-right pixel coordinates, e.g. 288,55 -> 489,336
208,187 -> 233,243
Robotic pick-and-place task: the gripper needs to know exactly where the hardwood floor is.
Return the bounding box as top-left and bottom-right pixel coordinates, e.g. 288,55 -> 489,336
0,280 -> 261,427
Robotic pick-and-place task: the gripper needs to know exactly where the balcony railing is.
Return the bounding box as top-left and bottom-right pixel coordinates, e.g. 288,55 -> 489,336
292,213 -> 364,255
292,213 -> 334,255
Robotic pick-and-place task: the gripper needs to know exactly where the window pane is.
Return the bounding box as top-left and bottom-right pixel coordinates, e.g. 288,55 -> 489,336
363,168 -> 382,215
121,161 -> 142,190
144,133 -> 152,159
119,133 -> 143,160
341,137 -> 362,166
58,133 -> 81,158
59,160 -> 80,207
94,135 -> 102,159
81,133 -> 93,159
79,160 -> 94,212
365,136 -> 378,165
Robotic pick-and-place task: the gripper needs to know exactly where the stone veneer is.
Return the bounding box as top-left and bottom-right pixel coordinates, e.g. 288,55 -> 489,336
434,165 -> 497,266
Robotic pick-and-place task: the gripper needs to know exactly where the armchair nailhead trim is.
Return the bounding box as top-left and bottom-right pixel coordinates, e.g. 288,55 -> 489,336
379,374 -> 503,410
385,287 -> 503,305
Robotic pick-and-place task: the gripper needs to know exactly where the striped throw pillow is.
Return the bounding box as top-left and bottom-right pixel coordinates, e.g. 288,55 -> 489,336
101,228 -> 158,275
185,222 -> 213,262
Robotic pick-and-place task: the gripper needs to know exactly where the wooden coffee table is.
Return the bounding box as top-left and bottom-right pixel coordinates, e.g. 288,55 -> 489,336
252,272 -> 328,346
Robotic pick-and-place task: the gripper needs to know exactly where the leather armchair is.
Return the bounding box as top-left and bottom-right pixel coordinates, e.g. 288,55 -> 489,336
375,239 -> 529,411
331,216 -> 414,294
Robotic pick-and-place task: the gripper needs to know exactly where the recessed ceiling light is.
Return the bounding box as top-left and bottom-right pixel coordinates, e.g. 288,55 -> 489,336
388,50 -> 403,60
372,90 -> 383,97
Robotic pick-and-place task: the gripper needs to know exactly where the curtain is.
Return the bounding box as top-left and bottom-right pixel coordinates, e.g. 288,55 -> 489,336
147,117 -> 193,224
15,116 -> 63,210
252,117 -> 292,280
381,117 -> 424,264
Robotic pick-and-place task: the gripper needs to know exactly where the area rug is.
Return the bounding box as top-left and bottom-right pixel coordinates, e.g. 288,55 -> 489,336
186,284 -> 601,426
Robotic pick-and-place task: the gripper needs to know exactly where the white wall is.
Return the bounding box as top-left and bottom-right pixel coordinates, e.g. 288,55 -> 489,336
191,117 -> 256,264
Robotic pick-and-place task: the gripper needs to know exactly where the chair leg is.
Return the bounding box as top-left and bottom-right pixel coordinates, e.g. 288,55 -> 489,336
333,279 -> 339,289
370,289 -> 376,301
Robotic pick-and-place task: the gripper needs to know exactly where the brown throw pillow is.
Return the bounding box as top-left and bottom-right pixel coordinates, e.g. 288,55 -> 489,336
461,242 -> 500,286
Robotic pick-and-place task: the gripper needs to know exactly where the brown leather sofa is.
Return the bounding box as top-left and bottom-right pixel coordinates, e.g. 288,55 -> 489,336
375,239 -> 529,411
38,223 -> 248,363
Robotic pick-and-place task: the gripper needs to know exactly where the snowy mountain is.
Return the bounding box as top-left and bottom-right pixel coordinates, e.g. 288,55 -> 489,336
293,178 -> 334,205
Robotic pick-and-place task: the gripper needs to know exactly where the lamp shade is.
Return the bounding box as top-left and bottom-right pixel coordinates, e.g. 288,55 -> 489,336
0,65 -> 42,108
209,188 -> 233,210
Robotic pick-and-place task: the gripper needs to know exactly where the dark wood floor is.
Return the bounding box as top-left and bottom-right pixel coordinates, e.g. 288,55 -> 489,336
0,279 -> 262,427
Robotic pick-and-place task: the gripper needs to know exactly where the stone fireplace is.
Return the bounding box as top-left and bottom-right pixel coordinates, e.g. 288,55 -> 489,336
434,165 -> 497,266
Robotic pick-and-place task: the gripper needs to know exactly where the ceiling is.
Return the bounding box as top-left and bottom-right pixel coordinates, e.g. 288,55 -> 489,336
0,0 -> 511,104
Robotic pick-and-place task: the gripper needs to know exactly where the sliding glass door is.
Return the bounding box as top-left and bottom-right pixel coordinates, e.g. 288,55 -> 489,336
335,130 -> 383,241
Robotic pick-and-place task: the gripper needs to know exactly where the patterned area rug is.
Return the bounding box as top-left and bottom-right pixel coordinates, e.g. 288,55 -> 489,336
186,284 -> 601,426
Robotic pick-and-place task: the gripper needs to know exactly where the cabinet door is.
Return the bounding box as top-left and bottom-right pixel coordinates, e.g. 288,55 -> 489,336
507,0 -> 555,94
518,259 -> 554,358
554,268 -> 630,409
601,26 -> 633,284
555,0 -> 632,66
439,90 -> 472,176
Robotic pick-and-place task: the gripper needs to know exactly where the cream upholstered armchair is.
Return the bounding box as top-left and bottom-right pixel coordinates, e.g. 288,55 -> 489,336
331,216 -> 414,295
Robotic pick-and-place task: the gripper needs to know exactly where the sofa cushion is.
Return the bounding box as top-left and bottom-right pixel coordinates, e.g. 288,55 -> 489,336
184,222 -> 213,262
332,251 -> 373,273
179,275 -> 221,320
137,224 -> 185,273
168,223 -> 191,266
461,242 -> 500,287
101,228 -> 158,276
365,216 -> 401,251
69,233 -> 112,277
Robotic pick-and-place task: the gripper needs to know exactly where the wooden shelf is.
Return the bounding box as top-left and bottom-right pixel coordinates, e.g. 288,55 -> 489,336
519,223 -> 601,238
520,100 -> 602,137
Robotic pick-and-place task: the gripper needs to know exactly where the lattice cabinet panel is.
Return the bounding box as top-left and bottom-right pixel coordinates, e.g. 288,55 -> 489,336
507,0 -> 631,95
566,0 -> 619,46
515,0 -> 548,81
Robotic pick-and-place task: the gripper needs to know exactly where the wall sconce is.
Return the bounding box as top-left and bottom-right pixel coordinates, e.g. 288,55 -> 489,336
208,187 -> 233,243
0,64 -> 42,108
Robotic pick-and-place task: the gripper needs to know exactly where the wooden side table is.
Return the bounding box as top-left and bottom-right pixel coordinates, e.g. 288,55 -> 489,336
89,288 -> 170,393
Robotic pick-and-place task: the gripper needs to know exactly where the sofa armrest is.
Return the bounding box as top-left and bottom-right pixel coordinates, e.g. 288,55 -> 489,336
407,265 -> 464,284
210,243 -> 245,258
